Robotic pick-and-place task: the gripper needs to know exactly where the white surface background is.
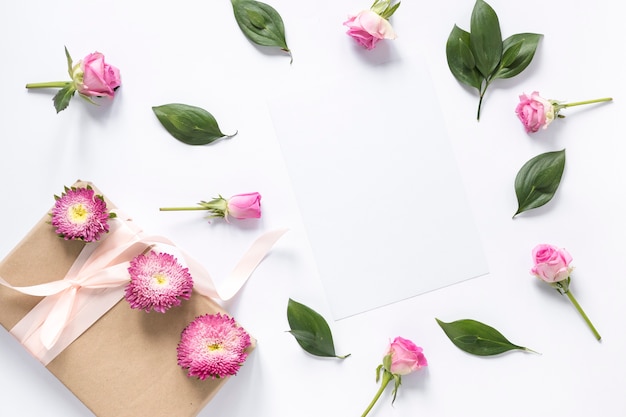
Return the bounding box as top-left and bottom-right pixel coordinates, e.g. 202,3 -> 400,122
0,0 -> 624,416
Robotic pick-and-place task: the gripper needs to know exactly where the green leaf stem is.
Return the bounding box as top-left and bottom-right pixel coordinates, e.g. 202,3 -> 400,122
436,318 -> 536,356
152,103 -> 236,145
231,0 -> 292,62
446,0 -> 542,120
514,149 -> 566,217
286,298 -> 350,359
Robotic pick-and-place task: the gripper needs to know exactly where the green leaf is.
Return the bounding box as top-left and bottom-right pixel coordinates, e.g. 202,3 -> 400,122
493,33 -> 543,79
53,85 -> 76,113
286,298 -> 350,359
513,149 -> 566,217
152,103 -> 236,145
231,0 -> 291,61
446,25 -> 483,91
469,0 -> 502,78
436,318 -> 535,356
498,39 -> 522,69
64,46 -> 74,78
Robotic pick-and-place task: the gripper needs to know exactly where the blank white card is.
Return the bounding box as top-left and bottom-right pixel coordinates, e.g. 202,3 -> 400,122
269,61 -> 488,319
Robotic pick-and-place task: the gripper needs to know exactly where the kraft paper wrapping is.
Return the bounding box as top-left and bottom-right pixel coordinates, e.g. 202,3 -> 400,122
0,180 -> 253,417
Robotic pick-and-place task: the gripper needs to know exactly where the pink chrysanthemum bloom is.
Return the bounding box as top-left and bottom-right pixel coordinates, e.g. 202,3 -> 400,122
125,251 -> 194,313
177,313 -> 251,380
50,185 -> 115,242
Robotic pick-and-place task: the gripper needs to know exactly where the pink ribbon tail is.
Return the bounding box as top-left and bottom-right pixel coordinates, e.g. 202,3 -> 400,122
192,228 -> 288,300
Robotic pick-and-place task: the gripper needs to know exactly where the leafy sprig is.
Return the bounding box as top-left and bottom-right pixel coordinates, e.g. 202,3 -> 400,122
446,0 -> 542,120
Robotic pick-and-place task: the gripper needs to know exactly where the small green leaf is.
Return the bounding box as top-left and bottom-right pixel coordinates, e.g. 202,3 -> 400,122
498,39 -> 523,69
436,318 -> 535,356
469,0 -> 502,78
231,0 -> 291,61
446,25 -> 483,91
152,103 -> 236,145
64,46 -> 74,78
378,1 -> 401,20
286,298 -> 350,359
493,33 -> 543,79
514,149 -> 566,217
53,85 -> 76,113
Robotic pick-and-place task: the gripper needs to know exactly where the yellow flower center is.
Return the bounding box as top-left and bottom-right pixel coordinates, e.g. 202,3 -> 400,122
153,273 -> 168,285
68,203 -> 89,224
207,343 -> 222,351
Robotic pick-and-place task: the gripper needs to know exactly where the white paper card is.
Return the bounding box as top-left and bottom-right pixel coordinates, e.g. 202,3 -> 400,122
269,61 -> 488,319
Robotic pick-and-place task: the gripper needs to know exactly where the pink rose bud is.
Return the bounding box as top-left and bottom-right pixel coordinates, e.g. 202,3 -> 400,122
159,192 -> 261,222
227,192 -> 262,220
529,244 -> 601,341
386,336 -> 428,376
361,336 -> 426,416
72,52 -> 121,98
25,47 -> 122,113
344,10 -> 396,50
515,91 -> 555,133
530,243 -> 573,283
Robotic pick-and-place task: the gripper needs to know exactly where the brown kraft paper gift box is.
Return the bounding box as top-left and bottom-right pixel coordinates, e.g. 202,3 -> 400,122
0,180 -> 253,417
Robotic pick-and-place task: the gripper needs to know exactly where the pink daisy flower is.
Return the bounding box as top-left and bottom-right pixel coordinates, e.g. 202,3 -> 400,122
177,313 -> 251,380
125,251 -> 194,313
50,185 -> 115,242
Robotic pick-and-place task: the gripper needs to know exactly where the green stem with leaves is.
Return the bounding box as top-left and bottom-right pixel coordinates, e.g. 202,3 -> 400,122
564,289 -> 601,341
361,371 -> 392,417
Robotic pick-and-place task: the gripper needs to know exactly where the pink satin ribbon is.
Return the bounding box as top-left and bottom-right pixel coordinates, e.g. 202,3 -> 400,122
0,214 -> 287,365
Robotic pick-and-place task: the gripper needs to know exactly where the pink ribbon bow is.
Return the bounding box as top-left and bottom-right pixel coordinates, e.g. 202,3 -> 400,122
1,214 -> 287,365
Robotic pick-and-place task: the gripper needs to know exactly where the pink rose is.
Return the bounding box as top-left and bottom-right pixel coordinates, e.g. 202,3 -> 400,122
530,244 -> 573,283
344,10 -> 396,50
515,91 -> 555,133
386,336 -> 428,376
73,52 -> 121,98
362,336 -> 425,415
227,192 -> 262,220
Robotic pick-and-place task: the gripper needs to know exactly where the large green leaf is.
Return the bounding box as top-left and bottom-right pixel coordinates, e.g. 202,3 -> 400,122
231,0 -> 291,61
436,318 -> 535,356
469,0 -> 502,78
152,103 -> 236,145
514,149 -> 566,217
286,298 -> 349,359
494,33 -> 543,79
446,25 -> 483,91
